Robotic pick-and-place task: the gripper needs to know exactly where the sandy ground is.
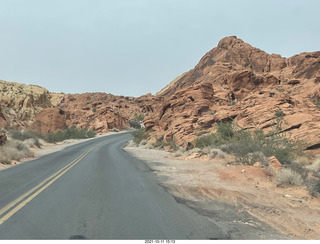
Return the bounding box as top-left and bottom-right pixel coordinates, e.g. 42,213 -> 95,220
0,131 -> 127,171
124,144 -> 320,240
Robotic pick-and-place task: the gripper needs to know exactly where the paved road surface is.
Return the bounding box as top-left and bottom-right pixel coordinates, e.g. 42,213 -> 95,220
0,133 -> 231,240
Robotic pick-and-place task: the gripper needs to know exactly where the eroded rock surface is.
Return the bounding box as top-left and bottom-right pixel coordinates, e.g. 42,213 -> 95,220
145,36 -> 320,149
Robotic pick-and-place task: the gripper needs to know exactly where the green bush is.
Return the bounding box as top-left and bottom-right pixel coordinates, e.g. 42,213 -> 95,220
134,113 -> 145,121
44,126 -> 96,143
8,130 -> 42,141
128,119 -> 141,129
195,133 -> 219,148
132,128 -> 149,145
194,120 -> 302,164
0,156 -> 11,165
306,178 -> 320,197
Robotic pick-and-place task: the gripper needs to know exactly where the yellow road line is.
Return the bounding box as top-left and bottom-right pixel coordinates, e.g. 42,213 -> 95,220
0,151 -> 85,217
0,145 -> 95,225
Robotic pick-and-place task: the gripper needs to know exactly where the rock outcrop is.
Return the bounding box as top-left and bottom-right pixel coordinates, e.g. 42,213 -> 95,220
145,36 -> 320,149
0,80 -> 52,129
1,36 -> 320,149
56,93 -> 144,134
0,106 -> 9,128
0,81 -> 147,134
30,108 -> 67,134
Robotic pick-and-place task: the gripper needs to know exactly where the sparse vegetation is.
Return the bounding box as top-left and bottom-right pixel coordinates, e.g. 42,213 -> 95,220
306,178 -> 320,197
0,127 -> 96,165
275,109 -> 285,118
8,130 -> 42,148
275,168 -> 304,187
128,114 -> 146,129
134,113 -> 145,121
132,128 -> 149,145
307,156 -> 320,172
309,96 -> 320,110
194,117 -> 302,165
128,119 -> 141,129
44,126 -> 96,143
207,148 -> 227,159
0,139 -> 33,162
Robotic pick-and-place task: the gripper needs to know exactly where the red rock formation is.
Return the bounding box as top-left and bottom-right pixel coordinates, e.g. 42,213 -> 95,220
0,106 -> 9,128
56,93 -> 145,134
30,108 -> 67,134
145,36 -> 320,149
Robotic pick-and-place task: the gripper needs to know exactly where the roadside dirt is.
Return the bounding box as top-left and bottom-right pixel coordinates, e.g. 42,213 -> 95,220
124,144 -> 320,240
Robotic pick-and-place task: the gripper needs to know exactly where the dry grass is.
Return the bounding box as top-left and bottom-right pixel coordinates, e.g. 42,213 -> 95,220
276,168 -> 304,187
307,157 -> 320,172
0,139 -> 33,163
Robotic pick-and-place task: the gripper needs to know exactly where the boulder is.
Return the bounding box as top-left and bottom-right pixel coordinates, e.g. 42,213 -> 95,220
268,156 -> 283,171
30,108 -> 67,134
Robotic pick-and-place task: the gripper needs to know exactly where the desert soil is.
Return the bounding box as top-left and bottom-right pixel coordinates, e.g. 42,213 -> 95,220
124,144 -> 320,240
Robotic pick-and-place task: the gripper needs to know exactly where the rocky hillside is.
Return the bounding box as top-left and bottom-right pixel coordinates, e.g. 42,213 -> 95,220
0,80 -> 52,129
144,36 -> 320,151
1,36 -> 320,151
53,92 -> 145,134
0,80 -> 147,134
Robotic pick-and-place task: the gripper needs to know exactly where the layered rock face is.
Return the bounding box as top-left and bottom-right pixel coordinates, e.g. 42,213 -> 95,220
56,93 -> 144,134
0,80 -> 52,129
0,106 -> 9,128
30,108 -> 67,134
145,36 -> 320,150
0,81 -> 146,134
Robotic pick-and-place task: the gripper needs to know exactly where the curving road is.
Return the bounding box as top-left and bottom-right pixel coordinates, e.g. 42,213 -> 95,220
0,132 -> 228,240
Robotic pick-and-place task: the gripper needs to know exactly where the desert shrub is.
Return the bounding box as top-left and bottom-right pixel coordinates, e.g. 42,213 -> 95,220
134,113 -> 145,121
8,130 -> 42,141
44,126 -> 96,143
275,109 -> 285,118
24,138 -> 42,148
132,128 -> 149,145
165,139 -> 178,151
196,130 -> 210,137
294,156 -> 310,165
306,178 -> 320,197
151,136 -> 178,151
195,133 -> 219,148
0,156 -> 10,165
194,120 -> 301,165
174,147 -> 186,157
307,157 -> 320,172
283,161 -> 309,180
275,168 -> 304,187
208,148 -> 227,159
128,119 -> 141,129
246,152 -> 267,165
1,140 -> 32,161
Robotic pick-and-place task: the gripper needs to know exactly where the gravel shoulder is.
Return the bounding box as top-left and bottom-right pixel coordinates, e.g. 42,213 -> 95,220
124,144 -> 320,240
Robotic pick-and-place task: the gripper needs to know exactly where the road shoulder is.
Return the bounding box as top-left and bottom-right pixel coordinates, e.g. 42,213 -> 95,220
124,144 -> 320,240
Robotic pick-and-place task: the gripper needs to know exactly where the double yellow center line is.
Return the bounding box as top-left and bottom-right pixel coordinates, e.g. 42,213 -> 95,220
0,145 -> 96,225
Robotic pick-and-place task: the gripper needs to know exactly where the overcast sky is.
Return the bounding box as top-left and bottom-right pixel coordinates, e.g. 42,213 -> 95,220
0,0 -> 319,97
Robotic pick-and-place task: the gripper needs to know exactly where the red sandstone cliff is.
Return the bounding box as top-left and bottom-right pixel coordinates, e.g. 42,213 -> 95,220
144,36 -> 320,150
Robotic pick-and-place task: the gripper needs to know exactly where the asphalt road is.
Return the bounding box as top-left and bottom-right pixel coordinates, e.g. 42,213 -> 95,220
0,132 -> 229,240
